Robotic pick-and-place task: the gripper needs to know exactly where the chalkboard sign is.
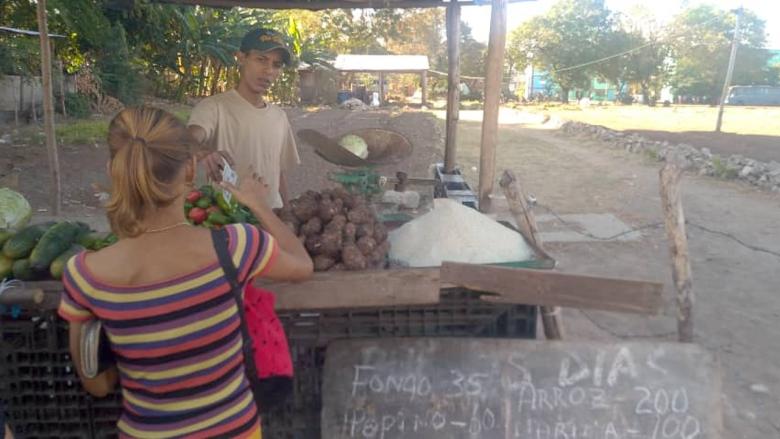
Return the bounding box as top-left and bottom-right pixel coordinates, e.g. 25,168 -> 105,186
322,338 -> 722,439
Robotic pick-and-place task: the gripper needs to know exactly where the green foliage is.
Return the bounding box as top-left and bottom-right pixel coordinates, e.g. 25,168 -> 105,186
96,22 -> 142,105
64,92 -> 91,119
56,119 -> 109,145
669,5 -> 777,101
508,0 -> 614,102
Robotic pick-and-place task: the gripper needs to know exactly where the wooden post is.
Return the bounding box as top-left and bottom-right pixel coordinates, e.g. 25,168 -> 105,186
499,170 -> 564,340
37,0 -> 62,215
659,163 -> 694,342
57,59 -> 67,117
444,2 -> 461,173
14,76 -> 21,126
715,8 -> 741,132
378,72 -> 385,105
420,70 -> 428,107
478,0 -> 507,212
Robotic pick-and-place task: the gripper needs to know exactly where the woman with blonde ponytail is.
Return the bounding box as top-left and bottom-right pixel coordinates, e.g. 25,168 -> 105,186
58,107 -> 312,438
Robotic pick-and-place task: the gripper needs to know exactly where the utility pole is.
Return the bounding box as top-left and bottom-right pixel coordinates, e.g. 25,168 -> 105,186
715,7 -> 742,133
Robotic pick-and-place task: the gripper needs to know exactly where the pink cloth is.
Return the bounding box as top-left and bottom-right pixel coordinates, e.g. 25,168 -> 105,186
243,284 -> 293,378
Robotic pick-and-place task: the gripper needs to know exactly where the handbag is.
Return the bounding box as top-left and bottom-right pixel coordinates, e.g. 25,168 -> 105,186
79,319 -> 114,379
211,228 -> 293,413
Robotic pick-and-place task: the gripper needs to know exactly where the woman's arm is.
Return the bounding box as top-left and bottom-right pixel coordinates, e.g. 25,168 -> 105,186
221,174 -> 313,281
68,321 -> 118,398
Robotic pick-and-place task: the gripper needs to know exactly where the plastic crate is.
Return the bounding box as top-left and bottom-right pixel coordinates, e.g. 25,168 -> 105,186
264,288 -> 536,438
2,289 -> 536,439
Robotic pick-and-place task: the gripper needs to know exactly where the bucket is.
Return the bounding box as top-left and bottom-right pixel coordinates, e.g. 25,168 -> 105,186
337,90 -> 352,104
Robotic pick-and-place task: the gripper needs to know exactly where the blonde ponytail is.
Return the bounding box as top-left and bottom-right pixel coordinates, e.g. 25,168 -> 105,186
105,107 -> 196,238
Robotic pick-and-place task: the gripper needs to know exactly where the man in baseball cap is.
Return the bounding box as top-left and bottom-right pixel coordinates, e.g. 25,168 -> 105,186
188,28 -> 301,208
240,28 -> 293,66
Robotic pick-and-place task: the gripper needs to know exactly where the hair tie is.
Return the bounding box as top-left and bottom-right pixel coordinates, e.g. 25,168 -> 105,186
132,136 -> 147,146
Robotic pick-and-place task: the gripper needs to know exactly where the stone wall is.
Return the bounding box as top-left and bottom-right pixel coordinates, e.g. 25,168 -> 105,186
559,121 -> 780,192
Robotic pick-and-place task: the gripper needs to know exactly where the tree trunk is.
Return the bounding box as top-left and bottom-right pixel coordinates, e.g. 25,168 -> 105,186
560,87 -> 570,104
210,63 -> 223,95
197,59 -> 208,97
641,83 -> 650,106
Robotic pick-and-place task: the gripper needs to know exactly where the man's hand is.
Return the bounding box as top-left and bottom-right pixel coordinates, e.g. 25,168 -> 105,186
197,151 -> 234,182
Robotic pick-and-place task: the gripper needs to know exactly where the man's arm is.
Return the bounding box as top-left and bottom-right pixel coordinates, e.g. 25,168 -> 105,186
279,171 -> 290,207
188,125 -> 232,182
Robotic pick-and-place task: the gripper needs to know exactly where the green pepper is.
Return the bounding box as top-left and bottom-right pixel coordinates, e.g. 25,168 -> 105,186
184,201 -> 193,211
207,212 -> 230,226
201,220 -> 213,228
195,197 -> 212,209
215,191 -> 237,215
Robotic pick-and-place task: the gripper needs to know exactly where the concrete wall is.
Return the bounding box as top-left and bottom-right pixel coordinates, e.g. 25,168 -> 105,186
0,74 -> 76,113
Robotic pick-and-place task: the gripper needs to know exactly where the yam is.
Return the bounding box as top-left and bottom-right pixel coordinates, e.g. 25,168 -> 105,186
291,198 -> 318,222
356,223 -> 374,239
318,199 -> 339,223
313,255 -> 336,272
301,217 -> 323,236
324,214 -> 347,234
347,205 -> 372,225
305,235 -> 324,255
342,244 -> 367,270
343,222 -> 357,243
373,222 -> 388,243
320,231 -> 343,257
356,236 -> 377,256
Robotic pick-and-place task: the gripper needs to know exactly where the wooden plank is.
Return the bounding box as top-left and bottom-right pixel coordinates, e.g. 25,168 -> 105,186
659,163 -> 694,342
440,262 -> 663,315
36,0 -> 61,215
478,0 -> 508,212
262,268 -> 441,310
444,1 -> 461,173
499,169 -> 564,339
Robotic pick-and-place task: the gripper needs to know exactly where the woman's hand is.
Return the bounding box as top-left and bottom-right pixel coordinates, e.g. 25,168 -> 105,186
219,169 -> 271,209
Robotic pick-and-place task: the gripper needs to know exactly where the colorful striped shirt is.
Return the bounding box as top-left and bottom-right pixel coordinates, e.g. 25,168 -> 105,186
58,224 -> 278,439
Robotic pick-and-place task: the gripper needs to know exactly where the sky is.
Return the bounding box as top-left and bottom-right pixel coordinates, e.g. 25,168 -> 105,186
463,0 -> 780,49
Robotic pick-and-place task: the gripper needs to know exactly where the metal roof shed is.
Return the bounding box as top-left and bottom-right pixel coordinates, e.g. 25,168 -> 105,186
334,55 -> 430,105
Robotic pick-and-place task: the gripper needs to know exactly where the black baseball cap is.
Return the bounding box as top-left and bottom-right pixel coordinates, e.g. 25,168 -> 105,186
240,28 -> 293,65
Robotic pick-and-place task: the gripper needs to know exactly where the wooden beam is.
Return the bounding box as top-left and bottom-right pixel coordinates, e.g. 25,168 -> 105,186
478,0 -> 507,212
262,268 -> 441,310
659,163 -> 694,342
154,0 -> 486,10
36,0 -> 61,215
441,262 -> 664,315
499,170 -> 564,339
444,1 -> 461,173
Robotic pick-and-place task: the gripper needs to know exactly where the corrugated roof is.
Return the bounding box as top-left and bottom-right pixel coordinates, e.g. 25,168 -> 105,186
0,26 -> 66,38
334,55 -> 429,72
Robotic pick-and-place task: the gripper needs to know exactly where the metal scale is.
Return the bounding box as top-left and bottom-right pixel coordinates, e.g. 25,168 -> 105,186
297,128 -> 428,195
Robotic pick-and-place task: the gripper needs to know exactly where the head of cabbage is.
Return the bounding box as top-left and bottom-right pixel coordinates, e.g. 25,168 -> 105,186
338,134 -> 369,159
0,188 -> 32,231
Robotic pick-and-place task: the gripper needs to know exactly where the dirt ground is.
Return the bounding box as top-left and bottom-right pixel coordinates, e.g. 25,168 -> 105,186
2,106 -> 779,437
532,104 -> 780,163
448,108 -> 780,438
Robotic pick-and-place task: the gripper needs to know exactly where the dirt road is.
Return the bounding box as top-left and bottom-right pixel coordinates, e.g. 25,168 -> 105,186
449,108 -> 780,438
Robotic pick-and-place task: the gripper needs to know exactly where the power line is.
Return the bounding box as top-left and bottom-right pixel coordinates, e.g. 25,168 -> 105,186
549,12 -> 727,74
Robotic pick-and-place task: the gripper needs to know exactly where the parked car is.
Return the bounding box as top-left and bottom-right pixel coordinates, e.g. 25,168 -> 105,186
725,86 -> 780,106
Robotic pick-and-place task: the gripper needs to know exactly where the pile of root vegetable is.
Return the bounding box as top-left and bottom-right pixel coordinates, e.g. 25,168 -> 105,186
275,188 -> 389,272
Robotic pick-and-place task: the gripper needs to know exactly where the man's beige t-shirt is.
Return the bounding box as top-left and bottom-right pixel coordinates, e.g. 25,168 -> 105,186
188,89 -> 300,208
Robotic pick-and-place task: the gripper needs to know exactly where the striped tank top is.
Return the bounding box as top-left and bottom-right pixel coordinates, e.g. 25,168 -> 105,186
57,224 -> 278,438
